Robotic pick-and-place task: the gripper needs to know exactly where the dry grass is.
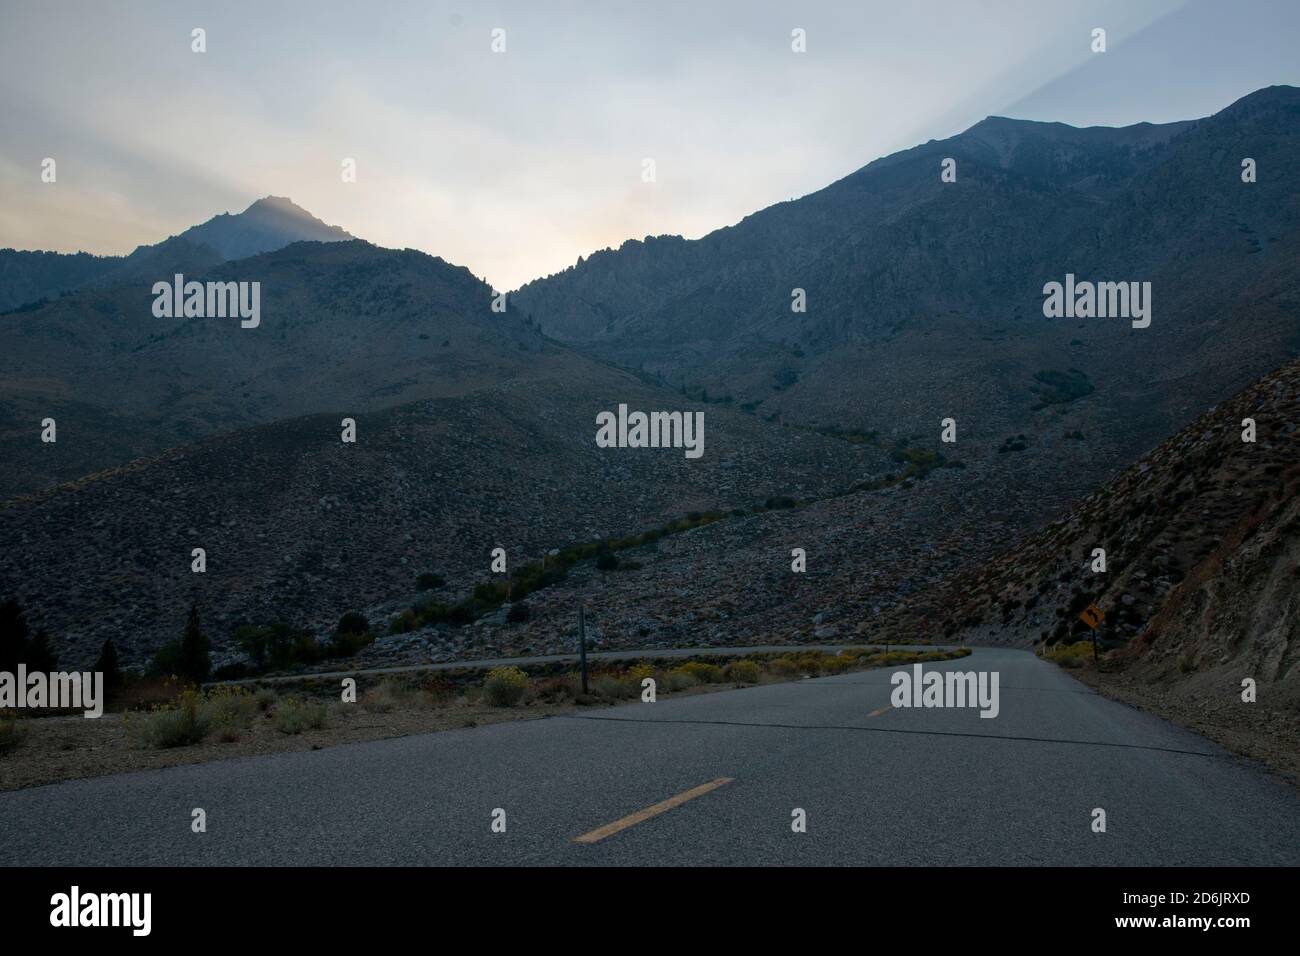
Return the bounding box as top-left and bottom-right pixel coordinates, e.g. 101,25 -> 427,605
0,647 -> 972,792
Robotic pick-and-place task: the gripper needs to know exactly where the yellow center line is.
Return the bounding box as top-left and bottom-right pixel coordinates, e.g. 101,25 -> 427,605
573,777 -> 734,844
868,705 -> 892,717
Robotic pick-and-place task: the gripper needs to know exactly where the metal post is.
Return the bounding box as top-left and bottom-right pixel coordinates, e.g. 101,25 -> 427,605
579,606 -> 589,694
1091,624 -> 1099,662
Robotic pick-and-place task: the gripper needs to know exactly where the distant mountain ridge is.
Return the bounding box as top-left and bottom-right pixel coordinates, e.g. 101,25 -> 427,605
512,84 -> 1300,533
0,197 -> 352,312
514,86 -> 1300,413
0,238 -> 547,497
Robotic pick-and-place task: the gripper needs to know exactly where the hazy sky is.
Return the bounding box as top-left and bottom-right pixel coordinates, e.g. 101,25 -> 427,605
2,0 -> 1298,289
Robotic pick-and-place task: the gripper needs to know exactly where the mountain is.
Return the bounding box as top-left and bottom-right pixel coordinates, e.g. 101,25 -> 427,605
514,86 -> 1300,486
0,239 -> 548,497
174,196 -> 353,260
0,197 -> 351,312
0,250 -> 121,314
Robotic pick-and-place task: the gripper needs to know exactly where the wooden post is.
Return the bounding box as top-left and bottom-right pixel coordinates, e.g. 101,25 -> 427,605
579,606 -> 589,694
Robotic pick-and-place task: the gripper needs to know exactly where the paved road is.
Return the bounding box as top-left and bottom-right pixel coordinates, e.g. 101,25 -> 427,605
3,648 -> 1298,866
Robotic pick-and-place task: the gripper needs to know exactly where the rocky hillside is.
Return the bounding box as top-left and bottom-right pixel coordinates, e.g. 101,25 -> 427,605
515,86 -> 1300,489
884,356 -> 1299,705
0,238 -> 551,497
0,370 -> 899,668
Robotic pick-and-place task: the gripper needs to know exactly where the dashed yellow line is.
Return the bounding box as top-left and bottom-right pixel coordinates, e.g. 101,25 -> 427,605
868,705 -> 892,717
573,777 -> 734,844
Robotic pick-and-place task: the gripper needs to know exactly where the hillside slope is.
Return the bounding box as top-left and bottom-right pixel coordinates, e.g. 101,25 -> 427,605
884,356 -> 1298,700
860,355 -> 1299,778
0,239 -> 551,497
515,86 -> 1300,489
0,371 -> 896,668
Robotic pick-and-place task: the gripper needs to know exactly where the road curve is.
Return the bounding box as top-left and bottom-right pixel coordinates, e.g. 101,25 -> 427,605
2,647 -> 1297,866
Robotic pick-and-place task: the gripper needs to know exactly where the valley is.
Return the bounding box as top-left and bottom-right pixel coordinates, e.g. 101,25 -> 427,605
0,91 -> 1296,773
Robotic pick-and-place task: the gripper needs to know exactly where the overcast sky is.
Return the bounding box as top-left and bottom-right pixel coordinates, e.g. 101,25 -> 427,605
2,0 -> 1298,289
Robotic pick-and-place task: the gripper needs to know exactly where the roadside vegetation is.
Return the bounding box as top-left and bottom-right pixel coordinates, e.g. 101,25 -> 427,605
3,646 -> 973,785
124,684 -> 330,749
203,610 -> 379,680
1041,639 -> 1102,668
476,645 -> 972,707
0,712 -> 24,755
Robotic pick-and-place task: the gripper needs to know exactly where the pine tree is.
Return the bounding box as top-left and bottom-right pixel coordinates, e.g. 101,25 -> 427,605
25,629 -> 58,672
94,638 -> 123,693
0,597 -> 29,673
179,605 -> 211,684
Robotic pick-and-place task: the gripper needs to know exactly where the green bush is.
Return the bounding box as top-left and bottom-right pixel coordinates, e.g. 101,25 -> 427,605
627,663 -> 656,682
821,655 -> 854,674
389,608 -> 419,634
134,690 -> 210,748
212,662 -> 251,680
416,572 -> 445,591
324,629 -> 374,658
360,678 -> 434,712
678,661 -> 723,683
360,680 -> 400,713
472,581 -> 511,605
0,714 -> 24,755
337,611 -> 370,635
484,666 -> 529,707
592,674 -> 638,699
1032,368 -> 1094,407
1045,640 -> 1095,668
204,686 -> 257,742
274,697 -> 327,734
233,621 -> 324,671
149,605 -> 211,683
793,654 -> 825,674
998,435 -> 1030,454
663,669 -> 698,692
724,660 -> 761,684
767,657 -> 799,678
506,602 -> 531,623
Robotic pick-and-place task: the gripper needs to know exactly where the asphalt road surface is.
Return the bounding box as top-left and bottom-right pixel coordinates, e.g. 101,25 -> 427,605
3,647 -> 1298,866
